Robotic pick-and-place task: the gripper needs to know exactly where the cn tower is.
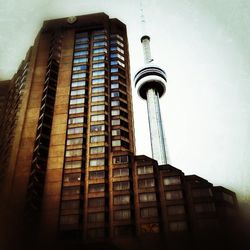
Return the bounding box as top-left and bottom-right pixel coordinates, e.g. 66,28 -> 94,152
134,35 -> 168,165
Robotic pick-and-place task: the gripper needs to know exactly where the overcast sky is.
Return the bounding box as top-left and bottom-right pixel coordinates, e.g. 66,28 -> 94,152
0,0 -> 250,203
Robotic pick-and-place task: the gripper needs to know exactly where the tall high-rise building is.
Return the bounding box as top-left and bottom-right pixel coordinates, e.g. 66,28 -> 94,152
0,13 -> 243,250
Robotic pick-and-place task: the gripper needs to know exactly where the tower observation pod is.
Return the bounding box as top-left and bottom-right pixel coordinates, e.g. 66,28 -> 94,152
134,35 -> 168,165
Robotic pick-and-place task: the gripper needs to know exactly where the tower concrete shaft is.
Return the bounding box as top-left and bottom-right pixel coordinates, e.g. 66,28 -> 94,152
134,36 -> 168,165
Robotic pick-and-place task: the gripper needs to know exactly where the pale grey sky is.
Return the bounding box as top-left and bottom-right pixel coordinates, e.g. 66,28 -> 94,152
0,0 -> 250,203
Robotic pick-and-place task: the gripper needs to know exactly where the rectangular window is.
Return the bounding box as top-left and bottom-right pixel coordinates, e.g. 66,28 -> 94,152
74,51 -> 88,57
69,107 -> 84,115
111,100 -> 119,106
62,186 -> 80,196
111,91 -> 119,97
140,207 -> 158,218
113,181 -> 130,191
111,68 -> 119,73
72,73 -> 86,79
194,203 -> 216,213
75,37 -> 88,44
90,124 -> 105,132
165,190 -> 183,200
111,110 -> 120,116
73,65 -> 87,71
87,228 -> 105,239
110,39 -> 124,47
91,95 -> 105,102
168,205 -> 185,215
112,140 -> 121,147
114,210 -> 131,221
89,183 -> 105,193
139,193 -> 157,202
70,98 -> 85,105
111,119 -> 120,126
113,195 -> 130,205
93,48 -> 107,54
111,75 -> 119,81
89,170 -> 105,180
66,137 -> 83,146
64,161 -> 81,169
65,149 -> 82,157
90,146 -> 105,154
113,155 -> 129,164
92,78 -> 105,85
71,89 -> 85,96
92,70 -> 105,77
60,215 -> 79,225
111,83 -> 119,89
110,53 -> 125,61
63,173 -> 81,183
91,114 -> 105,122
68,127 -> 83,135
110,47 -> 124,54
93,55 -> 105,61
71,80 -> 86,87
93,34 -> 107,40
137,166 -> 154,175
89,158 -> 105,167
93,62 -> 105,69
169,221 -> 187,232
75,44 -> 88,49
92,86 -> 105,93
91,104 -> 105,112
88,198 -> 105,208
163,176 -> 181,186
192,188 -> 212,198
68,117 -> 84,124
88,212 -> 105,223
138,178 -> 155,188
93,41 -> 107,47
73,57 -> 88,64
113,168 -> 129,177
90,135 -> 105,143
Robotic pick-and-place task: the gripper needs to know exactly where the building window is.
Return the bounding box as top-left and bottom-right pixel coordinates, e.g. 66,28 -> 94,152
111,110 -> 120,116
111,91 -> 119,97
75,44 -> 88,49
91,95 -> 105,102
62,186 -> 80,197
93,55 -> 105,61
163,176 -> 181,186
69,98 -> 85,105
90,124 -> 105,132
194,203 -> 216,213
111,83 -> 119,89
91,114 -> 105,122
93,48 -> 107,54
113,155 -> 129,164
92,86 -> 105,93
141,223 -> 160,234
88,212 -> 105,223
63,173 -> 81,183
65,149 -> 82,157
114,209 -> 131,220
139,193 -> 157,202
93,41 -> 107,47
68,117 -> 84,124
92,70 -> 105,77
89,170 -> 105,180
73,57 -> 88,63
137,166 -> 154,175
113,181 -> 130,191
75,37 -> 88,44
169,221 -> 187,232
71,80 -> 86,87
138,178 -> 155,188
112,140 -> 121,147
167,205 -> 186,215
69,107 -> 84,115
90,135 -> 105,143
192,188 -> 212,198
110,46 -> 124,54
92,78 -> 105,84
114,226 -> 133,237
66,137 -> 83,146
74,51 -> 89,57
112,129 -> 120,136
70,89 -> 85,96
113,195 -> 130,205
93,34 -> 107,40
91,104 -> 105,112
165,190 -> 183,200
93,62 -> 105,69
140,207 -> 158,218
88,197 -> 105,208
87,228 -> 105,239
72,65 -> 87,71
110,53 -> 125,61
111,68 -> 119,73
110,39 -> 124,47
89,158 -> 105,167
60,215 -> 79,225
90,146 -> 105,154
64,161 -> 82,169
111,75 -> 119,81
89,183 -> 105,193
67,127 -> 84,135
111,119 -> 120,126
113,168 -> 129,177
111,100 -> 119,106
